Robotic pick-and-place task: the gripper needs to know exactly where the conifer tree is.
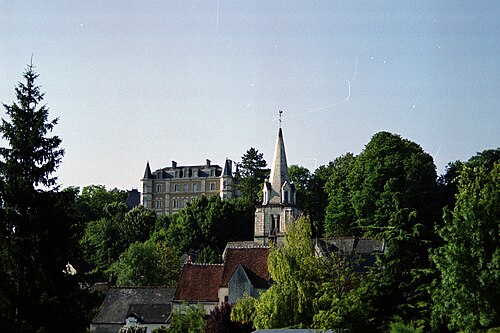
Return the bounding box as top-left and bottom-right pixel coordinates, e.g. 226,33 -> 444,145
0,62 -> 90,332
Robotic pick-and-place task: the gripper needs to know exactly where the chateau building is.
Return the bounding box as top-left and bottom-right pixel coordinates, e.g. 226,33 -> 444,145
254,127 -> 300,245
141,159 -> 236,215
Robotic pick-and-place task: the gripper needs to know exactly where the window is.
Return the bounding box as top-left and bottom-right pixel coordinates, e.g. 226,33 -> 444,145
192,183 -> 198,192
174,184 -> 179,192
156,200 -> 162,209
283,191 -> 289,204
210,169 -> 215,177
210,182 -> 216,191
183,184 -> 188,192
156,184 -> 162,193
173,200 -> 179,208
175,170 -> 179,178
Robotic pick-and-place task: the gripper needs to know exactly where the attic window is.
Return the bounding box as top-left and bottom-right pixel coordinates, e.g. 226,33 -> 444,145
283,191 -> 289,204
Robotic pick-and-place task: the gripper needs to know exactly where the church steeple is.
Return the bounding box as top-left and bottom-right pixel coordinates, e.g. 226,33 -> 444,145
266,128 -> 293,205
255,122 -> 300,245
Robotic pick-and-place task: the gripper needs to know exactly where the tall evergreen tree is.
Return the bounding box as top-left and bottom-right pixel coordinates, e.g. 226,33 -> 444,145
235,147 -> 269,204
0,63 -> 91,332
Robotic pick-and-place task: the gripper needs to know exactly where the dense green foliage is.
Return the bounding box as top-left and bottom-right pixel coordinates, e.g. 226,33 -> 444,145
164,195 -> 254,255
235,147 -> 269,204
322,132 -> 440,330
236,216 -> 370,331
324,153 -> 357,237
110,240 -> 180,286
431,163 -> 500,332
0,64 -> 96,332
166,304 -> 205,333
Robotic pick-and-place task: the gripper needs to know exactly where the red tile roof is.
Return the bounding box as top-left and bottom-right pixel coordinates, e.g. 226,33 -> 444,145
173,263 -> 224,302
221,247 -> 270,288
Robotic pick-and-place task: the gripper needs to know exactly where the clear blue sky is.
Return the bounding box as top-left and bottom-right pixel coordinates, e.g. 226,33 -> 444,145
1,1 -> 498,190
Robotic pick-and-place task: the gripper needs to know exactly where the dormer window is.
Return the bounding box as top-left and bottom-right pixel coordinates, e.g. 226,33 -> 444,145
283,190 -> 289,204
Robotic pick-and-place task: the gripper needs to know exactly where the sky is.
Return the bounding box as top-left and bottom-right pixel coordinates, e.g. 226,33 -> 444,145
1,1 -> 498,190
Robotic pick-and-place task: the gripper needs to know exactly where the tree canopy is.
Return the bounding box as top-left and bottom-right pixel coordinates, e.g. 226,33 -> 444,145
235,147 -> 269,204
431,162 -> 500,332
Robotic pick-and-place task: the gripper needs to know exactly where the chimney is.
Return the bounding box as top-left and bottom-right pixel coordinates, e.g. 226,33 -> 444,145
206,159 -> 211,167
172,161 -> 177,168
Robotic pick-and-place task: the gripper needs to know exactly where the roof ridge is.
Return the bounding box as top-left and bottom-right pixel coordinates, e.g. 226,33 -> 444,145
109,285 -> 176,289
186,262 -> 224,266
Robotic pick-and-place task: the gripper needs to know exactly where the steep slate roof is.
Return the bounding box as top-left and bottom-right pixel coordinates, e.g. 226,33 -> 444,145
126,303 -> 171,324
221,247 -> 271,289
92,286 -> 175,325
315,238 -> 385,273
173,263 -> 224,302
143,162 -> 153,179
315,238 -> 385,255
268,128 -> 291,204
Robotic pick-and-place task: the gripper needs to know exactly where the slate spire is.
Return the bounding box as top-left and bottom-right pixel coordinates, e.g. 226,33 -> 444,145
268,128 -> 291,204
143,161 -> 153,179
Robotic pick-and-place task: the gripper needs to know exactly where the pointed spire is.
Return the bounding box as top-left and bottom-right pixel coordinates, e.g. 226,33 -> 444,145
268,128 -> 291,204
222,158 -> 232,176
143,161 -> 153,179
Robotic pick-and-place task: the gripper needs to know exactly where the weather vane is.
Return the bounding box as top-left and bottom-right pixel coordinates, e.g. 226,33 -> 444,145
278,110 -> 283,128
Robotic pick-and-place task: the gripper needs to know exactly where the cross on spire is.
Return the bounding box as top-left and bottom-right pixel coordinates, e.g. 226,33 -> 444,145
278,110 -> 283,128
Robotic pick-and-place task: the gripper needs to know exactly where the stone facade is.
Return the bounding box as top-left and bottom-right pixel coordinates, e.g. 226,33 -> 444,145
141,159 -> 236,215
254,128 -> 300,245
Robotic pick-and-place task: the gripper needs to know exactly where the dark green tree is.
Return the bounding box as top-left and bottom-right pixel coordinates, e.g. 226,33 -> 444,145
76,184 -> 129,222
165,196 -> 253,256
324,153 -> 357,237
0,63 -> 90,332
304,161 -> 340,236
288,164 -> 311,211
235,147 -> 269,204
347,132 -> 439,330
431,163 -> 500,332
110,239 -> 180,286
253,216 -> 321,329
167,304 -> 205,333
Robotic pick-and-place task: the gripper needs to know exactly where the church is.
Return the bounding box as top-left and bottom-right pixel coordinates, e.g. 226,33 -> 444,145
254,127 -> 301,245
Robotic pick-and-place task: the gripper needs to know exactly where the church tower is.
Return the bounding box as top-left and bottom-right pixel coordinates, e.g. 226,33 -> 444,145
254,127 -> 300,245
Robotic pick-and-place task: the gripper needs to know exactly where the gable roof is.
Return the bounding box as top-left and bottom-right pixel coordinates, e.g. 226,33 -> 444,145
173,263 -> 224,302
92,286 -> 175,325
126,303 -> 171,324
221,247 -> 271,289
315,238 -> 385,255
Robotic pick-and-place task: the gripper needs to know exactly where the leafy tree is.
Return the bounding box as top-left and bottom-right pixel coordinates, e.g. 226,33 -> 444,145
0,63 -> 90,332
80,204 -> 157,279
431,163 -> 500,332
206,302 -> 250,333
389,318 -> 424,333
110,239 -> 180,286
437,148 -> 499,212
303,161 -> 340,236
288,164 -> 311,209
345,132 -> 439,329
167,304 -> 205,333
324,153 -> 357,237
122,205 -> 156,243
76,184 -> 128,221
312,243 -> 371,332
197,246 -> 222,264
231,294 -> 257,330
165,196 -> 253,256
236,147 -> 269,204
253,216 -> 321,329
